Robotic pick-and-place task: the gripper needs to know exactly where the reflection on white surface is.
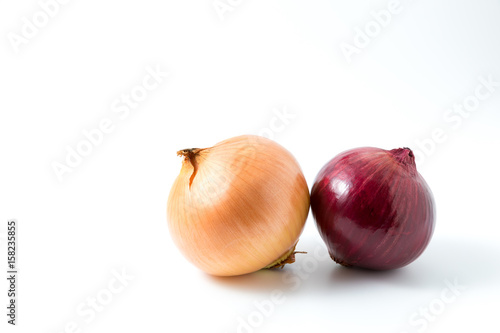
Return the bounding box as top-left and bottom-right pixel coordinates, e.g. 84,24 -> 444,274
207,235 -> 500,333
1,0 -> 500,332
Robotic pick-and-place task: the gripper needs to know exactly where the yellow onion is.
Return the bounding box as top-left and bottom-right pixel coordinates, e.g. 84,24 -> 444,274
167,135 -> 309,276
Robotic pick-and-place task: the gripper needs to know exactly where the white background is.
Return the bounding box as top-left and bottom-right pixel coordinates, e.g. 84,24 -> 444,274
1,1 -> 500,332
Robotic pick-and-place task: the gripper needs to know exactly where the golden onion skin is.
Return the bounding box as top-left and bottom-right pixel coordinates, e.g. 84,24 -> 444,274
167,135 -> 309,276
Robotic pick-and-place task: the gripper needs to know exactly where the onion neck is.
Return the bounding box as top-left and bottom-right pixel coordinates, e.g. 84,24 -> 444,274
389,148 -> 417,174
177,148 -> 204,188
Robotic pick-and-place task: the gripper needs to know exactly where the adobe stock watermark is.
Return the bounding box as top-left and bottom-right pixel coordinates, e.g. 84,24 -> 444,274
51,64 -> 168,182
400,278 -> 466,333
235,245 -> 330,333
180,105 -> 293,219
50,267 -> 134,333
180,136 -> 258,220
256,105 -> 296,141
212,0 -> 244,21
7,0 -> 72,54
412,74 -> 499,166
340,0 -> 404,64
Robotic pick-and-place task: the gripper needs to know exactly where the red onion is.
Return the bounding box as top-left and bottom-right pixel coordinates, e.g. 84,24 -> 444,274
311,147 -> 435,270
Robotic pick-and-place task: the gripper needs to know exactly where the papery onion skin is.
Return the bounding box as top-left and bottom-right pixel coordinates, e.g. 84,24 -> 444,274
311,147 -> 435,270
167,135 -> 309,276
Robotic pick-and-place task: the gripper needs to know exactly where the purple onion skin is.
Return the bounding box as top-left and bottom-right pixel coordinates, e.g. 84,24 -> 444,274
311,147 -> 435,270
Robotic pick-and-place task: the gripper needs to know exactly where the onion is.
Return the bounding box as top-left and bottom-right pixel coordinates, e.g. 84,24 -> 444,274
310,147 -> 435,270
167,135 -> 309,276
